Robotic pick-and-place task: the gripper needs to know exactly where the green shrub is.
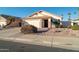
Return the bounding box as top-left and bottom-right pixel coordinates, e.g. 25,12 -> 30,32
52,20 -> 60,28
71,25 -> 79,30
21,25 -> 37,34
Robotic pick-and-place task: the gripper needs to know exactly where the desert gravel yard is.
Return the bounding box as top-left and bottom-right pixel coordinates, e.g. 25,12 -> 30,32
0,27 -> 79,51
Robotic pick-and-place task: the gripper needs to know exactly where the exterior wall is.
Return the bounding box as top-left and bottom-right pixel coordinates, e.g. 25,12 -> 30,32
25,19 -> 42,28
0,16 -> 6,22
0,22 -> 6,27
71,21 -> 79,26
0,16 -> 7,28
24,18 -> 54,29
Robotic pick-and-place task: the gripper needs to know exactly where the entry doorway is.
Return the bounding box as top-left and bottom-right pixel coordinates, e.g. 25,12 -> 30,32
44,20 -> 48,27
19,22 -> 22,27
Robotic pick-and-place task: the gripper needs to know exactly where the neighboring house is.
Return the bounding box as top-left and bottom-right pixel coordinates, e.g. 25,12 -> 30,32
23,10 -> 62,29
0,14 -> 22,28
0,16 -> 7,29
71,20 -> 79,26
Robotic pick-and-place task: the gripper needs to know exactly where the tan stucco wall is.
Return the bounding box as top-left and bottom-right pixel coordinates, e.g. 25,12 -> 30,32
0,16 -> 6,22
24,18 -> 55,29
0,16 -> 7,27
25,19 -> 42,28
0,22 -> 6,27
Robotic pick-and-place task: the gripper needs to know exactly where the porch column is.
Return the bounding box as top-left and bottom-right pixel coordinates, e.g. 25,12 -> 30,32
48,18 -> 52,29
71,22 -> 73,26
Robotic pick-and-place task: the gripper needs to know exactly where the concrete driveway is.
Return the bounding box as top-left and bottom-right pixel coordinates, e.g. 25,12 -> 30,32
0,27 -> 21,37
0,27 -> 79,51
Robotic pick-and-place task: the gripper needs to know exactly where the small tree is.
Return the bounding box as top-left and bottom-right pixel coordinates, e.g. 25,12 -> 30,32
68,12 -> 71,21
52,19 -> 60,28
7,16 -> 15,25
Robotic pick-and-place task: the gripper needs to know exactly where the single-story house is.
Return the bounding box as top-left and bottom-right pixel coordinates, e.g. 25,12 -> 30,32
0,14 -> 22,28
0,15 -> 7,29
23,10 -> 62,29
71,20 -> 79,26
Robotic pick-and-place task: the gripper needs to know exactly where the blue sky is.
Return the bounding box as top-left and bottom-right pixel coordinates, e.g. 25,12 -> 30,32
0,7 -> 78,21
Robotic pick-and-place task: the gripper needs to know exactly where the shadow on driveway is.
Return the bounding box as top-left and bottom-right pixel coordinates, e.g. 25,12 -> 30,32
0,39 -> 78,52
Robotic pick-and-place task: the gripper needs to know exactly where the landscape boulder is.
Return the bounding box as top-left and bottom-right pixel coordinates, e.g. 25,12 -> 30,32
21,25 -> 37,34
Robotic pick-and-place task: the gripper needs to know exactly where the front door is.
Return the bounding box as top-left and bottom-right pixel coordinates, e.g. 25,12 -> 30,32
44,20 -> 48,27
